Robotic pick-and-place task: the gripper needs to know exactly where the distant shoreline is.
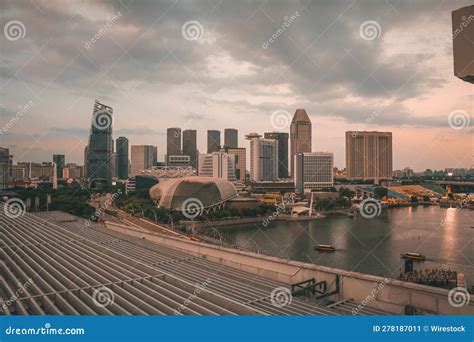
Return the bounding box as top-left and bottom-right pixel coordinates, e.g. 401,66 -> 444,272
191,203 -> 469,229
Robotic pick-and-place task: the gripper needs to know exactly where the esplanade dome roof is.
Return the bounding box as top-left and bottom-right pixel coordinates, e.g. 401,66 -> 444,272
149,176 -> 238,210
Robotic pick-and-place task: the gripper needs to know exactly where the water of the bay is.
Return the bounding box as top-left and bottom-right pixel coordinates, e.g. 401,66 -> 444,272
219,206 -> 474,285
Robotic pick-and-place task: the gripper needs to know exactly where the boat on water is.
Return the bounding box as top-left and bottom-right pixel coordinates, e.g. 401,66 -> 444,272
315,244 -> 336,252
400,252 -> 425,260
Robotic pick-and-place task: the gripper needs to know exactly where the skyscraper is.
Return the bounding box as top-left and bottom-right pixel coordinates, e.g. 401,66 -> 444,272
0,147 -> 12,190
345,131 -> 393,182
207,130 -> 221,153
52,154 -> 65,179
246,133 -> 278,181
222,147 -> 246,182
198,152 -> 236,181
167,128 -> 181,164
224,128 -> 238,148
116,137 -> 129,179
87,100 -> 113,188
294,152 -> 334,193
264,132 -> 289,179
111,139 -> 117,178
182,129 -> 197,168
290,109 -> 312,179
452,5 -> 474,83
131,145 -> 157,176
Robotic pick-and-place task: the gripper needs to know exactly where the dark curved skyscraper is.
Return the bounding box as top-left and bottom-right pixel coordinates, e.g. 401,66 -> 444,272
87,100 -> 113,188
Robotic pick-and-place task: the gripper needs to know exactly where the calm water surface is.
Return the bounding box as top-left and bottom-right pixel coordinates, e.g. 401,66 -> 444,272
219,206 -> 474,284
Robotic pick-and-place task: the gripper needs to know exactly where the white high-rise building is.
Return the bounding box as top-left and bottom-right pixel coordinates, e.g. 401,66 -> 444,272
246,133 -> 278,181
198,152 -> 236,181
294,152 -> 334,193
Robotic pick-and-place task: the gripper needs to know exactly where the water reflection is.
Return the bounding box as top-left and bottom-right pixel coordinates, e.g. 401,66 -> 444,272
219,206 -> 474,284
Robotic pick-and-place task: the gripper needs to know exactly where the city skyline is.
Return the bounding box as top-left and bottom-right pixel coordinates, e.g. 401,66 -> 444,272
0,1 -> 473,323
1,1 -> 472,171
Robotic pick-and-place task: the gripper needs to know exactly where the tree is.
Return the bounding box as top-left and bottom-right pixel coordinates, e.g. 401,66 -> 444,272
374,187 -> 388,199
339,187 -> 355,199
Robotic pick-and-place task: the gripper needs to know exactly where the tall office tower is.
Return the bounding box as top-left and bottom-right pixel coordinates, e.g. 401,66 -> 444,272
246,133 -> 278,181
345,131 -> 393,182
83,146 -> 89,178
167,128 -> 181,164
52,154 -> 65,180
130,145 -> 157,176
87,100 -> 113,188
198,152 -> 236,181
224,128 -> 238,148
452,5 -> 474,83
294,152 -> 334,193
0,147 -> 12,190
207,130 -> 221,153
264,132 -> 289,179
111,153 -> 118,178
116,137 -> 129,179
221,147 -> 246,182
182,129 -> 197,168
290,109 -> 312,179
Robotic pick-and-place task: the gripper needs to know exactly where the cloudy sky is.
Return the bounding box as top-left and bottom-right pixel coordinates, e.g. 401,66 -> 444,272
0,0 -> 472,171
